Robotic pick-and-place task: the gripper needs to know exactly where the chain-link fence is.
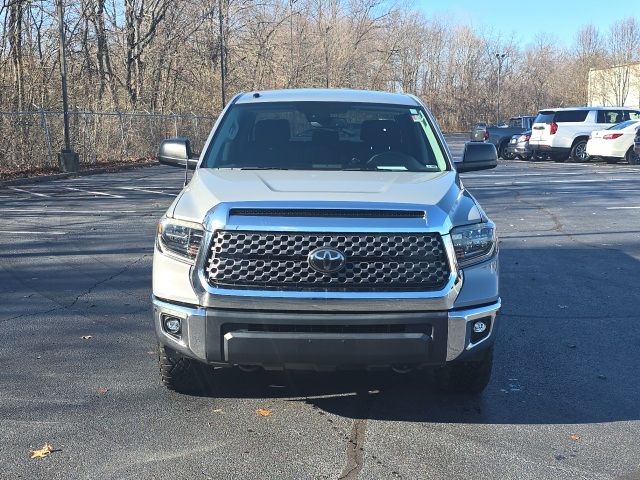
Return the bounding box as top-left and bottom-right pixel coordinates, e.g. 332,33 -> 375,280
0,110 -> 217,173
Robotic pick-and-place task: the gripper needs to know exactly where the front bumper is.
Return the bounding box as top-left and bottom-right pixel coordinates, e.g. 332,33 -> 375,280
505,143 -> 518,156
153,296 -> 501,368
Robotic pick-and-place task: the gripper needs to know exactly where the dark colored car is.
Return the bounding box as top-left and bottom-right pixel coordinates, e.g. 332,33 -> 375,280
505,131 -> 532,160
470,123 -> 489,142
471,116 -> 536,159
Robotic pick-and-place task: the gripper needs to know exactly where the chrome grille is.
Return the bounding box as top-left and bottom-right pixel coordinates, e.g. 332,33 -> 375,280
205,231 -> 450,292
205,231 -> 450,291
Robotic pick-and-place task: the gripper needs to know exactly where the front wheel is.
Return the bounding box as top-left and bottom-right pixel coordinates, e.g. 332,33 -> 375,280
434,346 -> 493,394
626,147 -> 640,165
570,140 -> 589,162
158,343 -> 214,394
500,143 -> 515,160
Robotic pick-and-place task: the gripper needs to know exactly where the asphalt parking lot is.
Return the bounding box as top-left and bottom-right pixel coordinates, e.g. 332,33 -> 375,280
1,135 -> 639,479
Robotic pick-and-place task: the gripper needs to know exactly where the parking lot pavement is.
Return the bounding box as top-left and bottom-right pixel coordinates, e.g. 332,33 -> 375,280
1,145 -> 639,480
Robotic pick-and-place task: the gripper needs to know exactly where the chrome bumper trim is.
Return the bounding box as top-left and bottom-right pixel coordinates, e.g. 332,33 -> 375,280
153,297 -> 207,361
154,296 -> 500,365
446,299 -> 501,361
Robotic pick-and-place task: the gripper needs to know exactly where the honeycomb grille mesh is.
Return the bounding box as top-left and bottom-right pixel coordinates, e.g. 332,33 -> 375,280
205,231 -> 450,291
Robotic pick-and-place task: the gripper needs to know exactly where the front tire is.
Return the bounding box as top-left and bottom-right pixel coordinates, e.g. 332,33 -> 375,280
158,343 -> 213,394
434,346 -> 493,394
499,142 -> 514,160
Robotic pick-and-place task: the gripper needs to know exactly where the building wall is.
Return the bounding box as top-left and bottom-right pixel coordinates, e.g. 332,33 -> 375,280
588,63 -> 640,108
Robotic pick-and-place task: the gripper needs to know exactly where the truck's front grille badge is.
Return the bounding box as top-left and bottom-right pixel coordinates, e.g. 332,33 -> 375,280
205,231 -> 450,291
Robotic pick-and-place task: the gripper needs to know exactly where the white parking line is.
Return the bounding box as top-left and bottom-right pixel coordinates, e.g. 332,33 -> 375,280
116,186 -> 178,196
463,171 -> 599,178
606,206 -> 640,210
8,187 -> 51,198
0,230 -> 67,235
2,209 -> 137,214
488,178 -> 630,186
63,186 -> 125,198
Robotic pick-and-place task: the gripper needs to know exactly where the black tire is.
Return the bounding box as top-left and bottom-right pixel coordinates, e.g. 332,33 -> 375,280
434,346 -> 493,394
626,147 -> 640,165
158,343 -> 213,394
499,142 -> 514,160
570,139 -> 589,163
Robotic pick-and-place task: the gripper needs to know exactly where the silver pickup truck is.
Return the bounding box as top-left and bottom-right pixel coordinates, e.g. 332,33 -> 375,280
153,89 -> 501,395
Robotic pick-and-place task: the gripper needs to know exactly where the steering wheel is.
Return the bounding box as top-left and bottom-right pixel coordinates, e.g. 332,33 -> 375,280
366,151 -> 419,169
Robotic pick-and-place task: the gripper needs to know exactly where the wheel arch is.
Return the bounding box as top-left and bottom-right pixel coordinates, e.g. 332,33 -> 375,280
571,135 -> 590,148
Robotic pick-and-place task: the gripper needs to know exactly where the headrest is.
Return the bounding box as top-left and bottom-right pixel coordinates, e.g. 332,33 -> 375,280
254,119 -> 290,145
311,129 -> 339,144
360,120 -> 401,148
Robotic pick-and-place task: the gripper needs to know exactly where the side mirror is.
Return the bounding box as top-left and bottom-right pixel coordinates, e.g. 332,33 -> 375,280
157,137 -> 198,170
456,142 -> 498,173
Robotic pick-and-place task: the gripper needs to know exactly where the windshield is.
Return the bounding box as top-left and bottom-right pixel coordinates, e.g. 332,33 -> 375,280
201,102 -> 448,172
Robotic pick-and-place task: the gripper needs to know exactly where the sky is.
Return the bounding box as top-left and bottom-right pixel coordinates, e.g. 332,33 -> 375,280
418,0 -> 638,47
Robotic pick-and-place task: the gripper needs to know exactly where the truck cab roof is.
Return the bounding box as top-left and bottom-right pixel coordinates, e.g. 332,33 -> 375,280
234,88 -> 421,106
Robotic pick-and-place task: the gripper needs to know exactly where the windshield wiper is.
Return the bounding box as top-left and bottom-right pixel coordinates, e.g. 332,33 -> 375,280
238,167 -> 291,170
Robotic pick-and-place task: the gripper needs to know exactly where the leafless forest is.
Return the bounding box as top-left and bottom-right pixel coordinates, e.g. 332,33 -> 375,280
1,0 -> 639,174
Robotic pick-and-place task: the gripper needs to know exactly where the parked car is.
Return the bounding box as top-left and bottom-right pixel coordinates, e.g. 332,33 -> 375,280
587,120 -> 640,164
470,116 -> 535,159
529,107 -> 640,162
505,130 -> 533,160
153,88 -> 500,395
635,126 -> 640,159
470,122 -> 489,142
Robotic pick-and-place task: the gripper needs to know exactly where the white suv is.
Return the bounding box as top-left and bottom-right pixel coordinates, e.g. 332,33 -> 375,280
529,107 -> 640,162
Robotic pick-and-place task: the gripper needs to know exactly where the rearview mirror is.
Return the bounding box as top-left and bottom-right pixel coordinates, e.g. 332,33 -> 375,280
456,142 -> 498,173
157,137 -> 198,170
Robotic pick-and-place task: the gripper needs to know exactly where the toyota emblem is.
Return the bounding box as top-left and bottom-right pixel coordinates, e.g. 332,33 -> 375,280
307,247 -> 346,274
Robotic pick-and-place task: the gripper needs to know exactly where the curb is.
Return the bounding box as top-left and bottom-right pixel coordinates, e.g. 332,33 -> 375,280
0,161 -> 156,187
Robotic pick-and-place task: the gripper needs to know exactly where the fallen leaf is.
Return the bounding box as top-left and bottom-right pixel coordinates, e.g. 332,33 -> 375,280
30,443 -> 58,459
212,408 -> 223,413
81,335 -> 93,340
569,434 -> 580,442
256,408 -> 272,417
97,387 -> 109,395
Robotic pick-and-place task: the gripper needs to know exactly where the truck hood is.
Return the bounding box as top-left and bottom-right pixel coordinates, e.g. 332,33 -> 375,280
169,169 -> 484,228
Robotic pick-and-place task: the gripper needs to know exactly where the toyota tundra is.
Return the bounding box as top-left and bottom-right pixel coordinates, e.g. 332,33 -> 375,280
153,89 -> 500,394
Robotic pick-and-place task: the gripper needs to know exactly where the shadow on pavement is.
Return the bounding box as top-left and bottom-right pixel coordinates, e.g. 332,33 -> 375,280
182,243 -> 640,426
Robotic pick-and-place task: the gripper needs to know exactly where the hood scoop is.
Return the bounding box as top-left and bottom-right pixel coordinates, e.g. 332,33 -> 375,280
228,208 -> 425,218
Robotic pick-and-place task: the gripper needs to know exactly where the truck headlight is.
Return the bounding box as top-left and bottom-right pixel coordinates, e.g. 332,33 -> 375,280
451,223 -> 496,267
156,218 -> 204,263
